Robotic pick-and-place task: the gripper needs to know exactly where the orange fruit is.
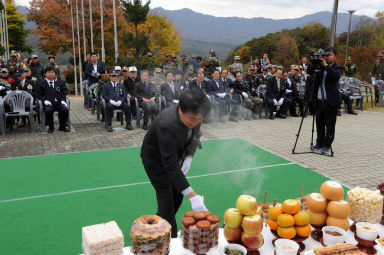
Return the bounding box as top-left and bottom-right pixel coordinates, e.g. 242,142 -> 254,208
268,206 -> 283,221
277,214 -> 295,227
282,199 -> 300,214
294,211 -> 310,226
277,226 -> 296,239
267,218 -> 278,231
295,224 -> 311,237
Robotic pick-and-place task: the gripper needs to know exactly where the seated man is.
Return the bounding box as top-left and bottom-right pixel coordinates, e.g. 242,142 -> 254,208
206,69 -> 237,122
38,66 -> 69,132
243,66 -> 264,119
265,68 -> 291,119
287,65 -> 305,117
123,66 -> 140,118
161,72 -> 180,108
135,70 -> 159,130
11,68 -> 37,127
338,87 -> 358,115
189,70 -> 208,93
102,69 -> 132,132
96,70 -> 109,122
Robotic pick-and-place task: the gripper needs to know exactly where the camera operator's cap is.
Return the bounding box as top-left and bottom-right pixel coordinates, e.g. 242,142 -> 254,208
15,68 -> 25,76
10,50 -> 18,57
234,56 -> 240,61
109,69 -> 119,76
31,54 -> 38,59
114,66 -> 121,71
248,65 -> 255,70
154,68 -> 162,73
128,66 -> 137,72
197,68 -> 204,73
122,66 -> 129,72
378,51 -> 384,57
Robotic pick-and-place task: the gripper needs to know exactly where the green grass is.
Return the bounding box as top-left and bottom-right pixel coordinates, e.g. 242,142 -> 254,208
0,138 -> 342,255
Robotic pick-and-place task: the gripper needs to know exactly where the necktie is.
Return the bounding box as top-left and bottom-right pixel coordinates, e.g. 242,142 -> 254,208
49,82 -> 53,88
277,79 -> 280,89
169,83 -> 174,94
215,80 -> 219,89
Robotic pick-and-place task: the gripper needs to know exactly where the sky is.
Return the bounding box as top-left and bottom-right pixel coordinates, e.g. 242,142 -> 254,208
15,0 -> 383,19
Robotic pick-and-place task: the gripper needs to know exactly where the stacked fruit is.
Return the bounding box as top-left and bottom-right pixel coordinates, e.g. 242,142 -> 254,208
223,195 -> 264,249
306,180 -> 350,231
267,199 -> 311,239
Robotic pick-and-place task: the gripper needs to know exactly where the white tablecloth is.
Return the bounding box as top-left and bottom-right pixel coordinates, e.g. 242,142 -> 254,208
81,223 -> 384,255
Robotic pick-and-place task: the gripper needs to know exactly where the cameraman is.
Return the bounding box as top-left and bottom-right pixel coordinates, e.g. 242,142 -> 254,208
308,47 -> 344,155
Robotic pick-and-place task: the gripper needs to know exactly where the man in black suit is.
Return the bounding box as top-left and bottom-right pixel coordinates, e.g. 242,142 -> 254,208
135,70 -> 159,130
308,47 -> 344,155
220,69 -> 232,89
85,52 -> 106,86
123,66 -> 140,118
161,72 -> 180,108
206,69 -> 237,122
141,89 -> 211,238
265,68 -> 291,119
189,70 -> 208,93
38,67 -> 69,133
102,70 -> 132,132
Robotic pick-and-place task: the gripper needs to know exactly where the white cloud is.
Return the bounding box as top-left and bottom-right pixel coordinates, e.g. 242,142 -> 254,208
15,0 -> 383,19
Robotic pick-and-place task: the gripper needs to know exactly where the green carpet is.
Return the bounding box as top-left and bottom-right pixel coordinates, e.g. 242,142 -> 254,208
0,138 -> 344,255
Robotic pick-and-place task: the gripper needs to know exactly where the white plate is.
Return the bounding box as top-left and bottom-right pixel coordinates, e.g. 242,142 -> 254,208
376,238 -> 384,247
303,251 -> 315,255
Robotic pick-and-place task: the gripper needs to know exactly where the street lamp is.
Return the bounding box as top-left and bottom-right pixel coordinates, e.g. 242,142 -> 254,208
345,10 -> 355,65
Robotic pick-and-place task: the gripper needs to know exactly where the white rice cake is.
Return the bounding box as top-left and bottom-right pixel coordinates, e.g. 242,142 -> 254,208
83,248 -> 123,255
82,221 -> 124,254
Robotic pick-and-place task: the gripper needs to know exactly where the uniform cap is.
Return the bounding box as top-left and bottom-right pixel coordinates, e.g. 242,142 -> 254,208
347,56 -> 352,61
114,66 -> 121,71
1,67 -> 8,73
109,69 -> 119,76
31,54 -> 38,59
248,65 -> 255,70
14,68 -> 25,76
10,50 -> 18,57
234,56 -> 240,61
122,66 -> 129,72
128,66 -> 137,72
154,68 -> 162,73
48,55 -> 55,59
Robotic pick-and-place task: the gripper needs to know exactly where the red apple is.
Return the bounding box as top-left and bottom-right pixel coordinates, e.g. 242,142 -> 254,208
241,232 -> 264,249
224,226 -> 242,242
236,195 -> 258,216
242,214 -> 263,235
224,208 -> 243,228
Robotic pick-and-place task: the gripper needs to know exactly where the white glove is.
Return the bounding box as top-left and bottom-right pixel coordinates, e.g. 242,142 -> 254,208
241,92 -> 249,98
44,100 -> 52,106
371,77 -> 376,85
115,101 -> 122,107
218,93 -> 226,98
172,100 -> 179,104
109,100 -> 117,106
61,101 -> 67,108
273,99 -> 278,106
189,195 -> 208,212
278,98 -> 284,106
0,86 -> 4,90
181,156 -> 192,175
286,89 -> 292,93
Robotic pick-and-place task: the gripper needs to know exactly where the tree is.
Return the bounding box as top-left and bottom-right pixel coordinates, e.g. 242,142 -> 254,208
4,0 -> 31,53
274,36 -> 299,70
121,0 -> 150,60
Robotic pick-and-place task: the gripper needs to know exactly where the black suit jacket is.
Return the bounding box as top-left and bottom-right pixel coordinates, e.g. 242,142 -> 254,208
102,81 -> 127,103
307,62 -> 343,107
11,79 -> 37,99
38,79 -> 68,103
265,76 -> 287,100
206,79 -> 226,97
124,76 -> 140,96
141,105 -> 201,192
230,80 -> 250,97
161,82 -> 180,102
135,81 -> 157,102
189,79 -> 208,93
86,61 -> 106,85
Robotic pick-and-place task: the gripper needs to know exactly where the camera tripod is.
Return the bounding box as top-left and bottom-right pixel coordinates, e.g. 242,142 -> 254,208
291,72 -> 334,157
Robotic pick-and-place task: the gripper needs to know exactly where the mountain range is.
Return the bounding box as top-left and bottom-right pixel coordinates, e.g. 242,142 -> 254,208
17,6 -> 370,63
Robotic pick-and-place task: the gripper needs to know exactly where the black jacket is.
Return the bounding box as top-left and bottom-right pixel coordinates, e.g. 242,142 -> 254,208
11,79 -> 37,99
141,105 -> 201,192
160,82 -> 180,102
135,81 -> 157,102
265,76 -> 287,100
189,79 -> 208,93
230,80 -> 250,97
307,62 -> 343,107
102,81 -> 127,103
206,79 -> 226,97
38,79 -> 68,103
123,76 -> 140,96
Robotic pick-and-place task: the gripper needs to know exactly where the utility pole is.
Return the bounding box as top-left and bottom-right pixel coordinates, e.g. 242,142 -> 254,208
329,0 -> 339,47
75,0 -> 83,95
112,0 -> 119,63
81,0 -> 87,60
100,0 -> 105,62
345,10 -> 355,65
89,0 -> 94,52
69,0 -> 78,96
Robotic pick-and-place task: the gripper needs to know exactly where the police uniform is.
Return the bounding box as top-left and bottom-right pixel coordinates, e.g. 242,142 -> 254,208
372,51 -> 384,103
102,70 -> 132,131
344,57 -> 357,77
44,55 -> 61,78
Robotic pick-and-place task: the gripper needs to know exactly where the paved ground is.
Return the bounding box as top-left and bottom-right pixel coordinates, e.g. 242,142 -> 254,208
0,97 -> 382,190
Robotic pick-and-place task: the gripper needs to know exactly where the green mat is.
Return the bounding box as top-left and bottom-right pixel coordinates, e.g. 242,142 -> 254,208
0,138 -> 343,255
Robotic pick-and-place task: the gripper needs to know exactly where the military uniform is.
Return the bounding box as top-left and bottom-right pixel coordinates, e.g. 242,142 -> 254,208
344,61 -> 357,77
6,50 -> 22,79
28,55 -> 44,82
150,73 -> 165,95
256,71 -> 272,87
287,69 -> 304,117
372,52 -> 384,103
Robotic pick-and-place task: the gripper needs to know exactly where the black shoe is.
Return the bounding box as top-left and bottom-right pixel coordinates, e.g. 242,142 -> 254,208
311,144 -> 322,151
143,123 -> 148,130
291,113 -> 299,117
48,129 -> 54,133
337,110 -> 341,116
347,110 -> 358,115
107,126 -> 113,132
275,112 -> 281,118
59,127 -> 70,132
269,114 -> 274,120
280,114 -> 287,119
101,117 -> 105,122
126,123 -> 133,130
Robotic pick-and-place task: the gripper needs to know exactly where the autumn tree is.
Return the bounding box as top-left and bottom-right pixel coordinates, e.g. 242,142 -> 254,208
121,0 -> 150,60
274,36 -> 299,70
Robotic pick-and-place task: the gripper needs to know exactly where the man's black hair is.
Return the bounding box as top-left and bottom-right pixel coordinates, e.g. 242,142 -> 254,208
212,69 -> 220,75
234,71 -> 242,77
326,47 -> 338,56
44,66 -> 56,74
179,89 -> 211,117
165,71 -> 173,77
90,52 -> 98,57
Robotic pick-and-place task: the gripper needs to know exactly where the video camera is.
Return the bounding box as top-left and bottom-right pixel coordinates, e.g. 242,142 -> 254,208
309,49 -> 330,72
